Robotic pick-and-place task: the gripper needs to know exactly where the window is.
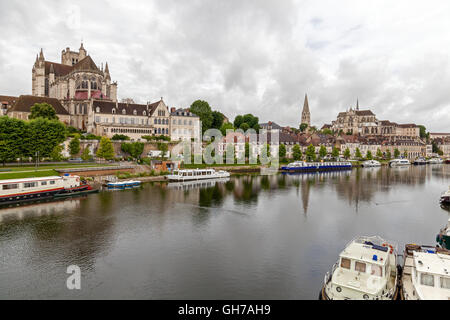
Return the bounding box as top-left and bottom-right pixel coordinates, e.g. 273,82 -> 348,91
2,184 -> 18,190
133,110 -> 137,115
24,182 -> 37,188
112,108 -> 116,114
440,277 -> 450,289
143,111 -> 146,116
41,181 -> 47,186
340,258 -> 351,269
95,116 -> 100,123
420,273 -> 434,287
50,181 -> 55,185
122,109 -> 126,115
96,107 -> 100,113
371,265 -> 382,277
355,262 -> 366,273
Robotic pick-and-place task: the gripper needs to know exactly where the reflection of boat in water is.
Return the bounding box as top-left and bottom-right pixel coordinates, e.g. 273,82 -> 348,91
260,167 -> 279,175
168,177 -> 230,190
436,218 -> 450,250
400,244 -> 450,300
320,236 -> 399,300
281,161 -> 352,172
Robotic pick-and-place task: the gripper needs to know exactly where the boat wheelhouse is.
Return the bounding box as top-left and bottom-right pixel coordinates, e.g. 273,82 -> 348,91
167,169 -> 230,182
400,244 -> 450,300
321,236 -> 399,300
389,159 -> 411,167
413,158 -> 427,165
361,160 -> 381,167
0,175 -> 83,204
440,187 -> 450,205
437,219 -> 450,250
281,161 -> 352,172
428,158 -> 444,164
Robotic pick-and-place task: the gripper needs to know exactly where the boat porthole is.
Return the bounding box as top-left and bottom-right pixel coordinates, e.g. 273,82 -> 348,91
336,286 -> 342,292
363,294 -> 369,300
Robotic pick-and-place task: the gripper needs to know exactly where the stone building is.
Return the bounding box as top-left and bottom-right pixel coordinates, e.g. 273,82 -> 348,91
0,95 -> 18,115
169,108 -> 200,142
7,95 -> 70,124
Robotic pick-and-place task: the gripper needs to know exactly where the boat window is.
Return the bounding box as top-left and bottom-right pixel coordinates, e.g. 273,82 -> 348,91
340,258 -> 351,269
371,264 -> 382,277
2,184 -> 18,190
355,261 -> 366,273
24,182 -> 37,188
50,181 -> 55,185
41,181 -> 47,186
440,277 -> 450,289
420,273 -> 435,287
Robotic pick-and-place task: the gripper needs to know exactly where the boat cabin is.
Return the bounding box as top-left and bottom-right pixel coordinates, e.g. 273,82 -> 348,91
172,169 -> 216,177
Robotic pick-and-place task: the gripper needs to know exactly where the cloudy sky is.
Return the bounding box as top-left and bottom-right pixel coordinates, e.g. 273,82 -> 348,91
1,0 -> 450,132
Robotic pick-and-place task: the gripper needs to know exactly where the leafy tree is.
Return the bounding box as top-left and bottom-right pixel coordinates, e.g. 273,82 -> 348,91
403,150 -> 408,158
355,148 -> 362,159
190,100 -> 213,134
245,142 -> 250,159
386,150 -> 392,160
24,118 -> 66,159
319,145 -> 327,159
81,147 -> 92,161
321,128 -> 333,135
69,136 -> 80,156
50,145 -> 64,161
394,148 -> 400,158
240,123 -> 250,131
343,148 -> 351,159
112,134 -> 130,141
157,142 -> 169,159
292,144 -> 302,160
96,137 -> 115,160
332,147 -> 340,158
0,117 -> 27,164
305,144 -> 316,162
299,123 -> 308,132
121,142 -> 145,160
366,150 -> 373,160
418,125 -> 428,140
279,144 -> 287,159
220,123 -> 234,136
142,135 -> 170,142
234,114 -> 259,132
376,148 -> 383,159
29,103 -> 58,120
211,111 -> 225,130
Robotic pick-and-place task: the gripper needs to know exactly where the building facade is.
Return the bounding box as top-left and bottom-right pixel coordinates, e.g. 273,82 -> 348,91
169,108 -> 200,142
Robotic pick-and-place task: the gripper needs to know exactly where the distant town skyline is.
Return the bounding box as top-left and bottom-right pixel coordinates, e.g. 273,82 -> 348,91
1,0 -> 450,132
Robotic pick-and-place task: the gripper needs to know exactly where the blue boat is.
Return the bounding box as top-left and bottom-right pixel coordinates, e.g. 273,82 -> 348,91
281,161 -> 352,172
107,180 -> 141,189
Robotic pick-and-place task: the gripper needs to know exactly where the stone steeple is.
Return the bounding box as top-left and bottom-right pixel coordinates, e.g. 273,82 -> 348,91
301,94 -> 311,127
356,98 -> 359,111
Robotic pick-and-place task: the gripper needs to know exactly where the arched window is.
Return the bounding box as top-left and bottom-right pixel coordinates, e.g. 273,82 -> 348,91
112,108 -> 116,114
122,109 -> 126,115
158,119 -> 161,124
143,111 -> 146,116
157,128 -> 161,134
96,107 -> 100,113
133,110 -> 137,115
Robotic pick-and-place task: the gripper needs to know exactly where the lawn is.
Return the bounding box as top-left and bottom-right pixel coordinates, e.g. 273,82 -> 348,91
0,163 -> 117,172
0,170 -> 59,180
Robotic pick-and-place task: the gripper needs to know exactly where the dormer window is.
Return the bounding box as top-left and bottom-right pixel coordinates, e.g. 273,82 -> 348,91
122,109 -> 126,115
133,110 -> 137,115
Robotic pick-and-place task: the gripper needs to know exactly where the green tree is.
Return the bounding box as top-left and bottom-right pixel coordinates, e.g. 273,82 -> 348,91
29,103 -> 58,120
355,148 -> 362,159
299,123 -> 308,132
279,144 -> 286,159
305,144 -> 316,162
376,148 -> 383,159
403,150 -> 408,159
190,100 -> 213,134
121,142 -> 145,160
321,128 -> 333,135
239,122 -> 250,131
292,144 -> 302,160
0,117 -> 27,164
245,142 -> 250,159
319,145 -> 327,159
234,114 -> 259,132
418,125 -> 428,139
96,137 -> 115,160
332,147 -> 340,158
50,145 -> 64,161
386,150 -> 392,160
394,148 -> 400,158
366,150 -> 373,160
220,122 -> 234,136
111,134 -> 130,141
343,148 -> 351,159
81,147 -> 92,161
157,142 -> 169,159
211,111 -> 225,130
69,136 -> 80,156
24,118 -> 66,159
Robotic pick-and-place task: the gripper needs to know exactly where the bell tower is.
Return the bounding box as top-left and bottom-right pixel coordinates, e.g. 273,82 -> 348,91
301,94 -> 311,127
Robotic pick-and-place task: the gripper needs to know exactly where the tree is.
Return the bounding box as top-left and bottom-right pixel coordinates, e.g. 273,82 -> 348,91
321,128 -> 333,135
69,136 -> 80,157
220,123 -> 234,136
121,142 -> 145,160
292,144 -> 302,160
50,145 -> 64,161
111,134 -> 130,141
376,148 -> 383,159
279,144 -> 286,159
366,150 -> 373,160
343,148 -> 351,159
299,123 -> 308,132
240,122 -> 250,131
245,142 -> 250,159
305,144 -> 316,162
319,145 -> 327,159
0,117 -> 27,164
332,147 -> 340,158
190,100 -> 213,134
355,148 -> 362,159
157,142 -> 169,159
234,114 -> 259,132
24,118 -> 66,159
386,150 -> 392,160
29,103 -> 58,120
211,111 -> 225,130
403,150 -> 408,159
394,148 -> 400,158
418,125 -> 428,140
96,137 -> 115,160
81,147 -> 92,161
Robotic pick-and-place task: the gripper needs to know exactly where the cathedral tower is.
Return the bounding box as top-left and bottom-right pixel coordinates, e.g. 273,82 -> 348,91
301,94 -> 311,127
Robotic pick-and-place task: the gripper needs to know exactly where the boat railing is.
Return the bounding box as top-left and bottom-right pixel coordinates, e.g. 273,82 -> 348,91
324,262 -> 338,286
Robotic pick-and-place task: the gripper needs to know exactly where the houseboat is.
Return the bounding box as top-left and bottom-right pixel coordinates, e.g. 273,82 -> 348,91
389,159 -> 411,167
440,186 -> 450,205
107,180 -> 141,189
321,236 -> 399,300
436,219 -> 450,250
0,175 -> 88,204
281,161 -> 352,172
428,158 -> 443,164
361,160 -> 381,167
413,158 -> 427,165
167,169 -> 230,182
400,244 -> 450,300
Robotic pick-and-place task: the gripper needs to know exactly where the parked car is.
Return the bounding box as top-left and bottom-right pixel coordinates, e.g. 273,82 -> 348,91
68,158 -> 83,163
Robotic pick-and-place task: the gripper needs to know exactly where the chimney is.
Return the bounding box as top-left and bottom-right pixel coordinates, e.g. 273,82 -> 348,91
171,107 -> 176,113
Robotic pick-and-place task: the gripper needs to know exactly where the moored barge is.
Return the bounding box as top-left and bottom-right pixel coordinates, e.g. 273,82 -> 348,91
281,161 -> 352,173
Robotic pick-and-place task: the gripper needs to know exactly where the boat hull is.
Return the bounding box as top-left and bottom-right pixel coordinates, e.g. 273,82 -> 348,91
281,165 -> 352,172
0,188 -> 63,205
167,173 -> 230,182
320,281 -> 400,300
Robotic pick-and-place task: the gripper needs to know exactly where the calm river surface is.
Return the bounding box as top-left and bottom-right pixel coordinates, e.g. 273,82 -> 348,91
1,165 -> 449,299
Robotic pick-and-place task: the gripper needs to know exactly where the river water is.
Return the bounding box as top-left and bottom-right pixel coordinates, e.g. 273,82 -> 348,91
0,165 -> 449,299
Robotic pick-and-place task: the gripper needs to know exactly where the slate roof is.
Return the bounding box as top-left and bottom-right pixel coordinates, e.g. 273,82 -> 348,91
44,56 -> 100,77
92,100 -> 163,116
8,95 -> 69,115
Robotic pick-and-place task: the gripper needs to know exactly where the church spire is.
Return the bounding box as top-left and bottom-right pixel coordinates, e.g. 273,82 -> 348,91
356,98 -> 359,111
49,63 -> 54,74
39,48 -> 44,61
301,93 -> 311,127
303,94 -> 310,113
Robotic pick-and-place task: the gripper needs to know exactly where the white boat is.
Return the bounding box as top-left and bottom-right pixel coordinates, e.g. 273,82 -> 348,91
361,160 -> 381,167
107,180 -> 141,189
413,157 -> 427,165
428,158 -> 443,164
0,175 -> 86,204
440,186 -> 450,205
400,244 -> 450,300
321,236 -> 399,300
389,159 -> 411,167
167,169 -> 230,182
281,161 -> 352,172
167,177 -> 230,190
